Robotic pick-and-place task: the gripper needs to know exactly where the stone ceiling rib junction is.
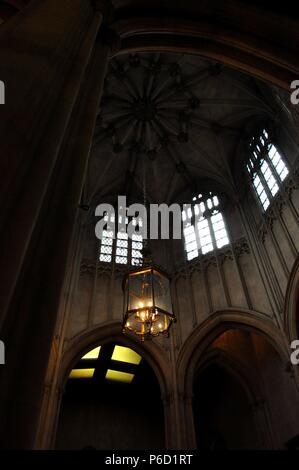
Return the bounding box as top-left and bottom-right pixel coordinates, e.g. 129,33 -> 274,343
87,52 -> 276,207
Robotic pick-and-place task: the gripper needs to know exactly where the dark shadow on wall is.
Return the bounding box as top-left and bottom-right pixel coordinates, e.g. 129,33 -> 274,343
193,363 -> 259,450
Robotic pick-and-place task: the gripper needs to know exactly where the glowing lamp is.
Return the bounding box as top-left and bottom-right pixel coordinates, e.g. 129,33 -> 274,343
122,266 -> 175,341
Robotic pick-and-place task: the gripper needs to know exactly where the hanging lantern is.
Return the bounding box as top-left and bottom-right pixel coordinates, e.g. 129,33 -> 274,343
122,265 -> 176,341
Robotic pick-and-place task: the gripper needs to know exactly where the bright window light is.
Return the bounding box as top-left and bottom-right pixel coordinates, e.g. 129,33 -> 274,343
69,368 -> 95,379
183,224 -> 198,260
211,213 -> 229,249
183,192 -> 229,261
247,129 -> 289,211
111,345 -> 142,365
197,217 -> 213,254
81,346 -> 101,360
99,213 -> 143,266
99,229 -> 113,263
105,369 -> 135,383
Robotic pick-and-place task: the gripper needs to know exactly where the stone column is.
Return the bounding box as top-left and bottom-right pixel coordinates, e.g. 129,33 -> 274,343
162,392 -> 176,449
0,0 -> 114,448
180,393 -> 197,449
250,399 -> 275,449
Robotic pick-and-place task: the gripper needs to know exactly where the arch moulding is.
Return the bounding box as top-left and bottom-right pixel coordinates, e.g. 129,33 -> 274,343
45,321 -> 174,449
177,309 -> 290,398
284,254 -> 299,341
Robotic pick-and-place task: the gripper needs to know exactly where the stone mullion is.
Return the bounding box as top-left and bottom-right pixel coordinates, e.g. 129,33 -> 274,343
246,196 -> 283,307
170,277 -> 182,349
264,150 -> 281,189
262,148 -> 299,257
88,231 -> 101,327
193,211 -> 211,316
276,204 -> 298,256
237,198 -> 283,329
224,214 -> 253,309
167,333 -> 182,449
202,264 -> 213,313
263,150 -> 298,256
207,216 -> 231,307
107,245 -> 117,322
183,259 -> 197,328
286,191 -> 299,223
258,162 -> 275,205
267,218 -> 290,278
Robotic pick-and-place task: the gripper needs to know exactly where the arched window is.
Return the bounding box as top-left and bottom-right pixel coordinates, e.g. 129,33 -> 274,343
247,128 -> 289,211
99,212 -> 143,266
182,192 -> 229,261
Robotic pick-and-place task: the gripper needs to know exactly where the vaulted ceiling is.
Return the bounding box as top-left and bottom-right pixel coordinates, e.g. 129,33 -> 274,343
1,2 -> 293,206
86,52 -> 277,207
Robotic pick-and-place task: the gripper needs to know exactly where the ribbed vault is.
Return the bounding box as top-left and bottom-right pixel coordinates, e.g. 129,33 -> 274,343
87,52 -> 277,206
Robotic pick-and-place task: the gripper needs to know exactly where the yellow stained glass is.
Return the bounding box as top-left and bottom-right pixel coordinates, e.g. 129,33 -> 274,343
105,369 -> 135,383
69,368 -> 94,379
111,345 -> 141,365
81,346 -> 101,360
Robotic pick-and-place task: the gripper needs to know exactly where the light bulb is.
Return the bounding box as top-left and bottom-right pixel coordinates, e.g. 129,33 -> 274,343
140,312 -> 144,320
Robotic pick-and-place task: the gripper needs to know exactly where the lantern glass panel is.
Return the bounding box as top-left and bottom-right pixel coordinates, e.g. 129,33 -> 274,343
152,270 -> 173,314
150,313 -> 171,336
125,312 -> 152,337
127,269 -> 154,312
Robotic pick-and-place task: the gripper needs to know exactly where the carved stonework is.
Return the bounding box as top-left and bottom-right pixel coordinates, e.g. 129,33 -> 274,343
258,209 -> 275,242
283,164 -> 299,200
174,237 -> 250,279
80,258 -> 168,280
96,55 -> 208,161
218,250 -> 234,265
274,194 -> 285,216
234,238 -> 251,257
80,236 -> 250,282
80,262 -> 96,277
202,256 -> 218,271
258,165 -> 299,243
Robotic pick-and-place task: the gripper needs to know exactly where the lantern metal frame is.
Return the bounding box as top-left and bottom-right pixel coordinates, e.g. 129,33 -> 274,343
122,265 -> 176,341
